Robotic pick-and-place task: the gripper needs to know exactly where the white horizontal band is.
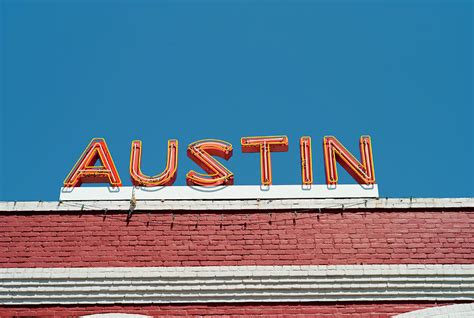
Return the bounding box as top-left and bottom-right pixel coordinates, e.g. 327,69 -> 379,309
1,264 -> 473,305
59,185 -> 379,201
1,197 -> 472,212
394,303 -> 474,318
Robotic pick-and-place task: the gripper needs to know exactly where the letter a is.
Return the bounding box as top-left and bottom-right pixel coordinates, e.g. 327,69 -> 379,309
64,138 -> 122,187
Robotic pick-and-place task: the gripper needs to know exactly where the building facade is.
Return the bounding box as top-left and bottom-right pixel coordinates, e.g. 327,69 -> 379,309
0,197 -> 473,317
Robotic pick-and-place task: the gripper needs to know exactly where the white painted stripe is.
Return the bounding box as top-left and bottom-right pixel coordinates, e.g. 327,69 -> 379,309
59,184 -> 379,201
394,303 -> 474,318
1,264 -> 473,305
1,197 -> 472,212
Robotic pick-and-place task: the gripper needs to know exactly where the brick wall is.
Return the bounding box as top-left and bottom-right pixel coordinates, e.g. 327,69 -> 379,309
1,207 -> 472,317
1,209 -> 472,268
0,302 -> 461,317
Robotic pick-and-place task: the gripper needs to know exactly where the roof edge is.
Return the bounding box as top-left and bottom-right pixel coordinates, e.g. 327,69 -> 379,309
0,198 -> 473,212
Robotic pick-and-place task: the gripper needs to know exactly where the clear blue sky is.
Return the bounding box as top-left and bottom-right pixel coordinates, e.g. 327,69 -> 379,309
1,1 -> 472,201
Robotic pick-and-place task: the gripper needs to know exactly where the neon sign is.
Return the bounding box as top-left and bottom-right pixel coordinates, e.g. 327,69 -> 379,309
241,136 -> 289,186
130,140 -> 178,186
186,139 -> 234,186
64,138 -> 122,187
299,136 -> 313,185
323,136 -> 375,185
64,135 -> 375,187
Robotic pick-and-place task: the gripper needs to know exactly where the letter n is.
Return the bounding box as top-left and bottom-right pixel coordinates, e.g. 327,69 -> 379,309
323,136 -> 375,185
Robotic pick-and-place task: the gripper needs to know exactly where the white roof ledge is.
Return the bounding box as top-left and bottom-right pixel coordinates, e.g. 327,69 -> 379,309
0,197 -> 473,212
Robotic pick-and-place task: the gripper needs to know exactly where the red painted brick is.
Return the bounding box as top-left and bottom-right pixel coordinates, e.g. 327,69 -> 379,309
0,302 -> 469,317
0,210 -> 473,268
